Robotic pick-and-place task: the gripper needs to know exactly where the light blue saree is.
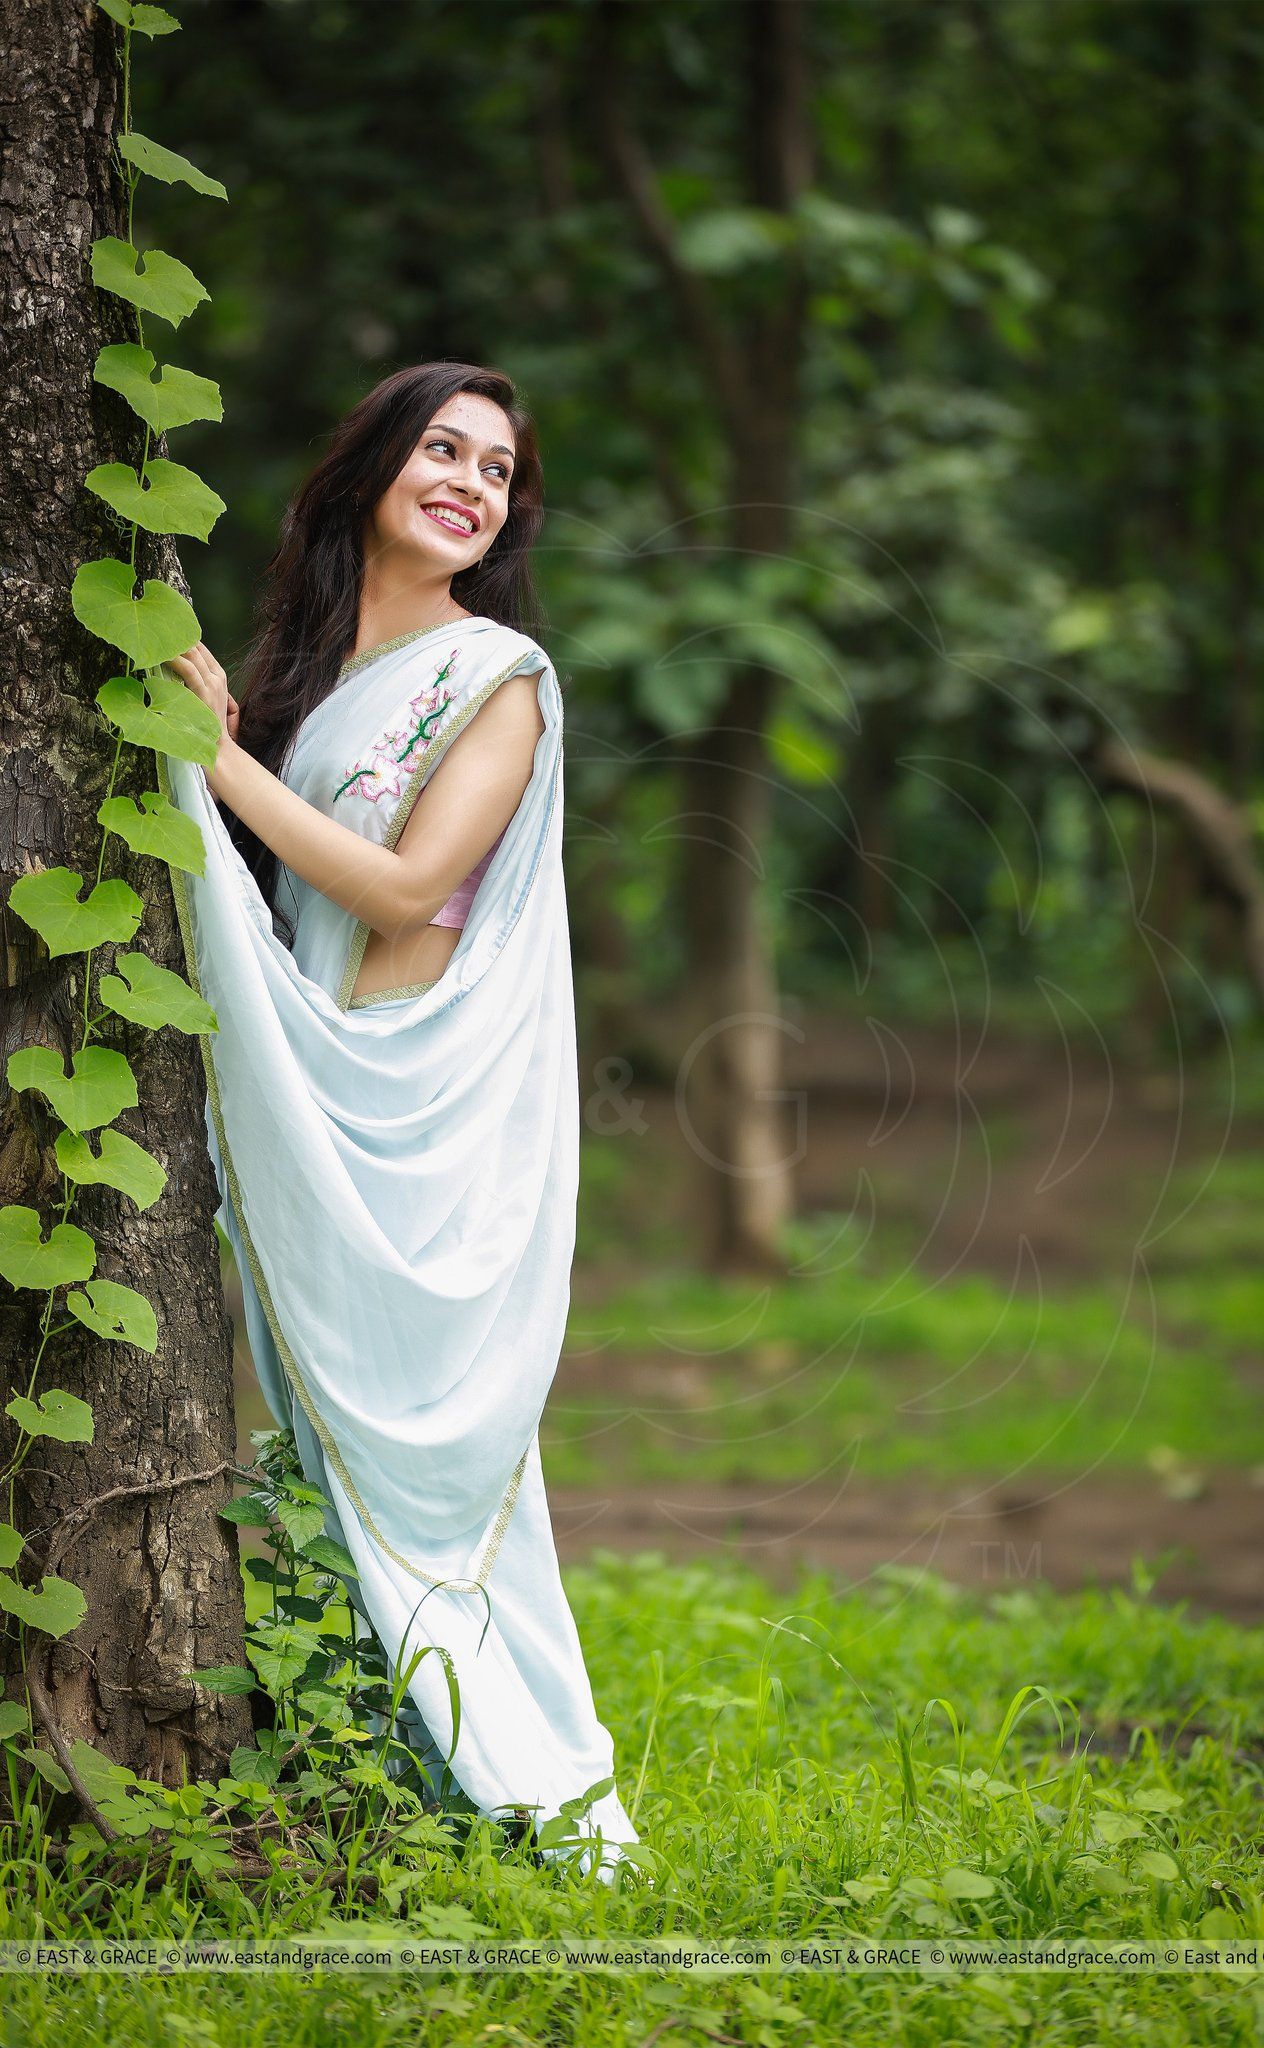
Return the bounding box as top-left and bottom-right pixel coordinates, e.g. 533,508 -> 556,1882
157,614 -> 637,1874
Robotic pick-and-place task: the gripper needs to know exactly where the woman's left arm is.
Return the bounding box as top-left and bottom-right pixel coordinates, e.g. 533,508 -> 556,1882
166,640 -> 483,937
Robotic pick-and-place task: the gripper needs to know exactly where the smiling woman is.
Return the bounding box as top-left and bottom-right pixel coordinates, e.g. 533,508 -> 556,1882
162,363 -> 639,1878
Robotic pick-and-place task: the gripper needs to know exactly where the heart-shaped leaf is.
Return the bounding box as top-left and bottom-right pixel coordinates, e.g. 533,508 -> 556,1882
5,1389 -> 95,1445
0,1207 -> 96,1291
55,1128 -> 167,1210
85,459 -> 226,542
98,792 -> 207,874
8,1045 -> 138,1132
94,344 -> 222,435
0,1573 -> 87,1640
89,237 -> 208,327
98,952 -> 217,1034
66,1280 -> 158,1353
8,867 -> 143,957
0,1528 -> 24,1571
71,557 -> 199,668
99,0 -> 179,33
117,132 -> 228,201
276,1499 -> 326,1549
97,667 -> 220,766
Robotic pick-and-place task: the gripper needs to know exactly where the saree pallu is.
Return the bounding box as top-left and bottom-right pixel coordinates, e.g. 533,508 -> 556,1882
157,615 -> 637,1873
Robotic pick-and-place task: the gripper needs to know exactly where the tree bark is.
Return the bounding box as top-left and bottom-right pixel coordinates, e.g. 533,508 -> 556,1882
0,0 -> 251,1783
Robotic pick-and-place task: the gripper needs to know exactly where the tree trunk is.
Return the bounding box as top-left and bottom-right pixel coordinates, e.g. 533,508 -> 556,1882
0,0 -> 251,1784
590,0 -> 812,1269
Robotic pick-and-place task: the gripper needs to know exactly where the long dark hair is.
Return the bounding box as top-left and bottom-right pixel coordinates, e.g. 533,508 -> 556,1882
228,361 -> 546,944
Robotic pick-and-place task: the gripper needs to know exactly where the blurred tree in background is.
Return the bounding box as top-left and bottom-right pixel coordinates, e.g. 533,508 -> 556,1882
135,0 -> 1264,1264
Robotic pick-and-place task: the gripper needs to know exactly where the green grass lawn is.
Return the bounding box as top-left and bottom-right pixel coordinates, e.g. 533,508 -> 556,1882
3,1553 -> 1261,2043
548,1196 -> 1264,1489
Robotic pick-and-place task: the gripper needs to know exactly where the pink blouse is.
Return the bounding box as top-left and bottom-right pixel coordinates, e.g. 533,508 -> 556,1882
429,828 -> 507,929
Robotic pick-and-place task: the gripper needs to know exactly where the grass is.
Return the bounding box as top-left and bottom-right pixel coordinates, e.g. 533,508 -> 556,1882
1,1552 -> 1260,2042
548,1198 -> 1264,1489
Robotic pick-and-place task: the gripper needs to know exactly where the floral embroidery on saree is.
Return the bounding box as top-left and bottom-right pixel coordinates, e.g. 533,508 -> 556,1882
332,647 -> 460,806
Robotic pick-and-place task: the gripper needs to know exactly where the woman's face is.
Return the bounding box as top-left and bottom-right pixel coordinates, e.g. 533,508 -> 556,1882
367,390 -> 517,580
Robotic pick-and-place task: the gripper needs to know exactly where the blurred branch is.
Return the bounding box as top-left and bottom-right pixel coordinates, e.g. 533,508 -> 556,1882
588,0 -> 754,440
1094,734 -> 1264,1006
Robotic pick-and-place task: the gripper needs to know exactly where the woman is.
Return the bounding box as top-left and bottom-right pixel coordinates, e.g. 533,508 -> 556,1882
158,361 -> 639,1878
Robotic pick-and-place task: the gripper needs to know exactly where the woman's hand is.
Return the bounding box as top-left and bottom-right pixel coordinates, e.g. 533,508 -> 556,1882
167,642 -> 233,735
166,642 -> 237,777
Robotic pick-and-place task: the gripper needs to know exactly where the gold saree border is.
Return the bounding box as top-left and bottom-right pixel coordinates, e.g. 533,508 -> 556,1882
336,618 -> 461,683
348,977 -> 438,1010
335,647 -> 546,1012
154,746 -> 528,1592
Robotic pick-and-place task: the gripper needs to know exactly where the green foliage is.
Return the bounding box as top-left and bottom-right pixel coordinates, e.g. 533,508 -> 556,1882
0,3 -> 235,1754
85,456 -> 226,540
4,1390 -> 95,1445
98,950 -> 217,1030
65,1279 -> 159,1353
97,667 -> 221,765
8,1045 -> 138,1133
0,1211 -> 96,1292
70,557 -> 200,665
93,343 -> 222,434
97,792 -> 207,873
8,867 -> 143,956
116,132 -> 227,202
88,238 -> 207,327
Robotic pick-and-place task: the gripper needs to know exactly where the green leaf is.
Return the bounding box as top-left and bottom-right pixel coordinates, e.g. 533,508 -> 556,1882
216,1496 -> 274,1529
247,1630 -> 317,1693
66,1280 -> 158,1353
5,1390 -> 95,1445
767,713 -> 840,786
0,1207 -> 96,1291
117,132 -> 227,201
96,667 -> 220,766
129,3 -> 181,33
8,1045 -> 138,1133
8,867 -> 143,958
98,952 -> 216,1033
1136,1849 -> 1181,1883
85,458 -> 226,543
89,238 -> 208,328
71,557 -> 199,667
276,1499 -> 326,1549
23,1747 -> 73,1794
0,1574 -> 87,1639
98,793 -> 207,874
0,1529 -> 25,1571
188,1665 -> 256,1696
941,1867 -> 997,1899
99,0 -> 180,31
94,344 -> 223,435
0,1699 -> 29,1738
298,1534 -> 359,1579
54,1128 -> 166,1211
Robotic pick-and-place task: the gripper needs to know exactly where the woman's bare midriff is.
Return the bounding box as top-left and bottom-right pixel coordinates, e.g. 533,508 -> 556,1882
351,922 -> 462,1003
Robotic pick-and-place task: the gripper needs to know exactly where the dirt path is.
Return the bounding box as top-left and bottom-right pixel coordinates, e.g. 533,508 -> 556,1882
548,1472 -> 1264,1622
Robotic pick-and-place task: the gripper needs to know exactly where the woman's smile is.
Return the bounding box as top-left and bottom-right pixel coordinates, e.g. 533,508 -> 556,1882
420,498 -> 480,535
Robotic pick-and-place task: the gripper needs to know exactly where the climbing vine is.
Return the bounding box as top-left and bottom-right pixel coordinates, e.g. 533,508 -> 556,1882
0,0 -> 226,1758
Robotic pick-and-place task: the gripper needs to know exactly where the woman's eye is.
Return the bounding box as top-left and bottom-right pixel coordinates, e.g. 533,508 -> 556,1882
427,438 -> 510,481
